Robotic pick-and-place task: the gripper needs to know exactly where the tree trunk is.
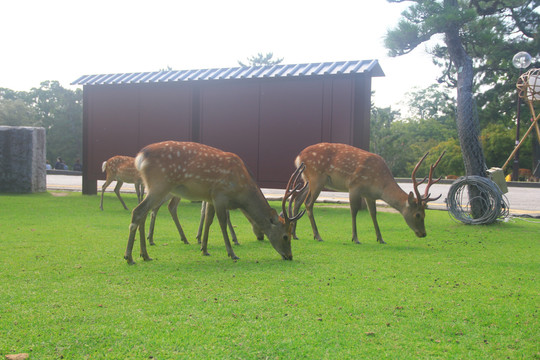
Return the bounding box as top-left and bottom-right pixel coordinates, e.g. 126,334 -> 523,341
444,0 -> 486,217
445,26 -> 486,176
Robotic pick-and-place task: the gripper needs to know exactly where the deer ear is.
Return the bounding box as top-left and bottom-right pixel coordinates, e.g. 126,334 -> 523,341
408,192 -> 416,206
270,212 -> 282,225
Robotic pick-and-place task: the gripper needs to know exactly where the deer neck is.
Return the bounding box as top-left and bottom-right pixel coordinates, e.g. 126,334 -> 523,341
380,181 -> 410,214
240,187 -> 277,233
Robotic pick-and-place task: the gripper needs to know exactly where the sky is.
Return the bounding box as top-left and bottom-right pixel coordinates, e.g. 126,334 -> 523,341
0,0 -> 442,114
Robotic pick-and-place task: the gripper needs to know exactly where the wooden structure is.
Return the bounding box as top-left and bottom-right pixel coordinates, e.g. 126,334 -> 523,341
72,60 -> 384,194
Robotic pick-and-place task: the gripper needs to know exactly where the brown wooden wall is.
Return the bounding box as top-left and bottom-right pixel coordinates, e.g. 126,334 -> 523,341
82,74 -> 372,194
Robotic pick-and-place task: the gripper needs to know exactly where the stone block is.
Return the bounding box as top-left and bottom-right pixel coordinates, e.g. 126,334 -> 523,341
0,126 -> 46,193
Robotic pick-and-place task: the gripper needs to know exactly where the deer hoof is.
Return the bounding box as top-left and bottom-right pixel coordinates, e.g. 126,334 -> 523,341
124,256 -> 135,265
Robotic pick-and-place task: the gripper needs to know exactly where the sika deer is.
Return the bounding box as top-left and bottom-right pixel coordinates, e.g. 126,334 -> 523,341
100,156 -> 145,210
124,141 -> 305,264
292,143 -> 444,244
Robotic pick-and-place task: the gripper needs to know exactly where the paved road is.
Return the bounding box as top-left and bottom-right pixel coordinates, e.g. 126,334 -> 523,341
46,174 -> 540,217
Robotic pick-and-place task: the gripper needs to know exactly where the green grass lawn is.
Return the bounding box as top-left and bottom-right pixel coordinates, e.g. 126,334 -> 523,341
1,192 -> 538,359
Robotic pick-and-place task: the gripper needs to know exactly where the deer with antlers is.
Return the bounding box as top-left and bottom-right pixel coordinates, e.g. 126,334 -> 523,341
124,141 -> 305,264
292,143 -> 444,244
100,155 -> 145,210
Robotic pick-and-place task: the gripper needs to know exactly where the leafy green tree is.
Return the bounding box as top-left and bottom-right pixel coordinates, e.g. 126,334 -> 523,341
404,84 -> 457,130
0,82 -> 83,169
427,138 -> 464,176
481,122 -> 532,173
0,98 -> 37,127
370,102 -> 461,177
238,52 -> 283,67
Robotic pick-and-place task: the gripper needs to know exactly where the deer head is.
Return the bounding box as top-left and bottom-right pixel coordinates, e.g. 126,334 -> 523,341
404,151 -> 445,237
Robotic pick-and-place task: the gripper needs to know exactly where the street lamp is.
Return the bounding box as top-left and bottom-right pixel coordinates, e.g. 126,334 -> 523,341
511,51 -> 532,181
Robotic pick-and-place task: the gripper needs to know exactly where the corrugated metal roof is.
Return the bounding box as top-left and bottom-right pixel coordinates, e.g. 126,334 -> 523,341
71,60 -> 384,86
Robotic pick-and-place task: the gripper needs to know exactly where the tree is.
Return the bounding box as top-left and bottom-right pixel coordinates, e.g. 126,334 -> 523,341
0,82 -> 83,168
0,98 -> 37,127
386,0 -> 539,174
405,84 -> 456,127
481,122 -> 532,172
238,52 -> 283,67
386,0 -> 484,178
370,104 -> 460,177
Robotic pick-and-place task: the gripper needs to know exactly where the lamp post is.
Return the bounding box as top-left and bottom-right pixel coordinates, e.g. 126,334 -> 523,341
511,51 -> 532,181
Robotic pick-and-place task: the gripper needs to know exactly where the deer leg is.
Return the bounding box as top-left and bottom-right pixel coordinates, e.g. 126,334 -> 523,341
291,185 -> 309,240
138,184 -> 145,203
100,178 -> 113,211
349,191 -> 362,244
113,181 -> 129,210
227,211 -> 239,245
147,202 -> 161,246
135,183 -> 145,204
125,194 -> 161,264
168,196 -> 189,244
215,205 -> 239,260
138,213 -> 152,261
305,186 -> 324,242
365,198 -> 385,244
200,202 -> 214,256
196,201 -> 207,244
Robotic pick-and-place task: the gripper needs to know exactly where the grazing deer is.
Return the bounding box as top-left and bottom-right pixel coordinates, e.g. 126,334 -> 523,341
100,156 -> 145,210
124,141 -> 305,264
292,143 -> 444,244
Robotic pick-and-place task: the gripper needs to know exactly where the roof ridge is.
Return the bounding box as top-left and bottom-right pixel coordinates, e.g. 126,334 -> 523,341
71,59 -> 384,86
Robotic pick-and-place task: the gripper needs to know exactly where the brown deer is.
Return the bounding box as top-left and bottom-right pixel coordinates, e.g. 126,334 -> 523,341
124,141 -> 305,264
102,157 -> 245,245
292,143 -> 444,244
100,156 -> 145,210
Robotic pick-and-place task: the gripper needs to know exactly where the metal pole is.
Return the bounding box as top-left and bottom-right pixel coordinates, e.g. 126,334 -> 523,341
512,68 -> 523,181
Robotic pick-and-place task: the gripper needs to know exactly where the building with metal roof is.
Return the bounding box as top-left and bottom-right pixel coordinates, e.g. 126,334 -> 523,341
73,60 -> 384,194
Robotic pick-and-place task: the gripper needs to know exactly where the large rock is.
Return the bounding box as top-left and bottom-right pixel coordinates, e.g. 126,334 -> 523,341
0,126 -> 46,193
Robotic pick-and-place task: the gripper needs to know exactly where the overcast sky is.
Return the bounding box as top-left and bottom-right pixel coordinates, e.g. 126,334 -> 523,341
1,0 -> 442,113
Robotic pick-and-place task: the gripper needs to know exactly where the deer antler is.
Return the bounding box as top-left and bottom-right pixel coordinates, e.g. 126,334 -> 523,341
282,163 -> 308,223
411,151 -> 445,204
423,151 -> 445,202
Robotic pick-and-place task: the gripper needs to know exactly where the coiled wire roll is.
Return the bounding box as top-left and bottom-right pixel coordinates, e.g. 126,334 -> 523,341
446,176 -> 509,224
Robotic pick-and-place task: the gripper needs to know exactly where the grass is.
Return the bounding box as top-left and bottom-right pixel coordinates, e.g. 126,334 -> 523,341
0,191 -> 538,359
